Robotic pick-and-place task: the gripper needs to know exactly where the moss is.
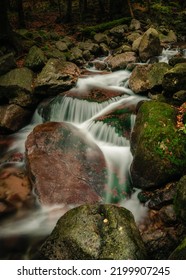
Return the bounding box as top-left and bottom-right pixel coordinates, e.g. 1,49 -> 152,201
169,237 -> 186,259
138,101 -> 186,175
80,17 -> 131,37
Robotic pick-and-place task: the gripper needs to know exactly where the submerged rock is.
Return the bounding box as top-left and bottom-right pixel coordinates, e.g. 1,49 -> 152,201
39,204 -> 147,260
25,122 -> 107,205
130,101 -> 186,189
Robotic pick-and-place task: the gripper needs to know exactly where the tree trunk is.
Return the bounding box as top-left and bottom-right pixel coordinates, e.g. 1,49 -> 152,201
65,0 -> 72,22
17,0 -> 26,28
127,0 -> 134,18
0,0 -> 22,53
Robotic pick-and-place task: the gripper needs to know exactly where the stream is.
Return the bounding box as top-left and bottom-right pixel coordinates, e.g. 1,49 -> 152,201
0,47 -> 180,258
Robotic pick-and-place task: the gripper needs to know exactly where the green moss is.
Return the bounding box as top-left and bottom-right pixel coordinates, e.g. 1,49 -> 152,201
80,17 -> 131,37
169,237 -> 186,259
138,101 -> 186,175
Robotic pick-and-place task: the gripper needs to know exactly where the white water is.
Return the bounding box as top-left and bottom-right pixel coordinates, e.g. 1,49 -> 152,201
3,55 -> 173,237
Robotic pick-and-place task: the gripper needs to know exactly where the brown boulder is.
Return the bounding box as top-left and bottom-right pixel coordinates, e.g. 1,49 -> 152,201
25,122 -> 107,205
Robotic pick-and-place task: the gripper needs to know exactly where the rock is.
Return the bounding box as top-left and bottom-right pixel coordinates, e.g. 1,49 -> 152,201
129,19 -> 141,30
127,32 -> 141,43
78,41 -> 100,56
106,52 -> 137,71
35,59 -> 80,96
109,25 -> 128,38
55,41 -> 68,52
0,163 -> 33,216
138,28 -> 162,62
69,47 -> 84,65
0,53 -> 16,75
0,67 -> 35,107
160,30 -> 177,44
45,48 -> 66,60
169,56 -> 186,67
39,204 -> 147,259
162,63 -> 186,96
94,33 -> 109,44
0,104 -> 32,134
25,122 -> 107,205
173,90 -> 186,104
24,45 -> 46,71
130,101 -> 186,189
174,176 -> 186,222
132,36 -> 142,52
64,86 -> 125,102
169,237 -> 186,259
99,43 -> 110,56
129,63 -> 171,94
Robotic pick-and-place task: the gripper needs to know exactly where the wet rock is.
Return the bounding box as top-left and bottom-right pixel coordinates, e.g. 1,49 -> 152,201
159,205 -> 177,225
130,101 -> 186,189
25,122 -> 107,205
127,32 -> 141,43
64,87 -> 125,102
159,30 -> 177,44
68,47 -> 84,65
35,59 -> 80,96
162,63 -> 186,96
106,52 -> 138,71
39,204 -> 147,260
0,163 -> 33,216
129,63 -> 171,94
24,45 -> 47,71
0,53 -> 16,75
169,237 -> 186,259
138,28 -> 162,62
169,56 -> 186,67
0,67 -> 35,107
0,104 -> 32,134
174,176 -> 186,223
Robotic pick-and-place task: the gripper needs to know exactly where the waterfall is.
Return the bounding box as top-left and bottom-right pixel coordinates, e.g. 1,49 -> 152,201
2,54 -> 165,238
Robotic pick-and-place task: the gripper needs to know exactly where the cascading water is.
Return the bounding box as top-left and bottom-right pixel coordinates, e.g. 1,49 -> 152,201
0,48 -> 180,250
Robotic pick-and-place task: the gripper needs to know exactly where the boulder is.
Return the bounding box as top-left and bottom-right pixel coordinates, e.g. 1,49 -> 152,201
35,59 -> 80,95
25,122 -> 107,205
39,204 -> 147,259
0,104 -> 32,134
24,45 -> 46,71
130,101 -> 186,189
0,67 -> 35,107
127,32 -> 141,43
0,53 -> 16,75
174,176 -> 186,222
162,63 -> 186,96
138,28 -> 162,62
129,63 -> 171,94
68,47 -> 84,65
106,52 -> 138,71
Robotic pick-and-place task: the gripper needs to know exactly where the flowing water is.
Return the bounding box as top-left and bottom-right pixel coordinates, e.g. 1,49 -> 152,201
0,48 -> 181,257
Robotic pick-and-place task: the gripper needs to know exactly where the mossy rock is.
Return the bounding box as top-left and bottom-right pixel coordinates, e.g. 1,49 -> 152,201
130,101 -> 186,189
169,237 -> 186,260
163,63 -> 186,96
24,45 -> 47,71
39,204 -> 147,260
